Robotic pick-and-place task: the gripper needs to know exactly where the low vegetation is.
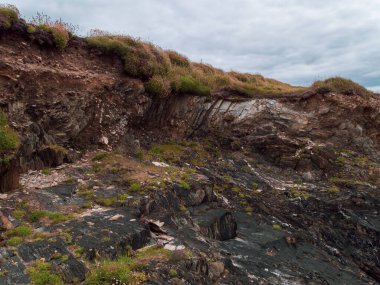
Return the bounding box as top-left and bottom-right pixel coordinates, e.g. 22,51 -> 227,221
86,246 -> 173,285
0,4 -> 19,29
0,110 -> 19,153
86,30 -> 303,97
27,261 -> 64,285
312,77 -> 371,96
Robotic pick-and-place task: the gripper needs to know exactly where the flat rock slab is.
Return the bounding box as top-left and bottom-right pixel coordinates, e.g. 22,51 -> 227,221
55,209 -> 150,260
18,238 -> 86,283
0,249 -> 30,285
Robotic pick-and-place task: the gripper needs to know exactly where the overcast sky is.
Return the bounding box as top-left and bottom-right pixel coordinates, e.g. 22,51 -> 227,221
6,0 -> 380,90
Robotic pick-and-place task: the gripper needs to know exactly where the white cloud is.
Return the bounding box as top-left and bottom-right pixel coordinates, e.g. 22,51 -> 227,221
6,0 -> 380,88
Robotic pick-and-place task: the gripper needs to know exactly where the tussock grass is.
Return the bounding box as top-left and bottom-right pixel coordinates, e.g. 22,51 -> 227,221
0,4 -> 19,29
86,32 -> 303,97
0,110 -> 19,153
312,77 -> 371,96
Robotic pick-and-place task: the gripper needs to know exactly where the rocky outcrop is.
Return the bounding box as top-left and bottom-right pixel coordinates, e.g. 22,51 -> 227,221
196,209 -> 237,241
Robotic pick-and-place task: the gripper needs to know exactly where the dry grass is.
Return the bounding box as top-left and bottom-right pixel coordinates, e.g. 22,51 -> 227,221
312,77 -> 371,96
86,32 -> 304,97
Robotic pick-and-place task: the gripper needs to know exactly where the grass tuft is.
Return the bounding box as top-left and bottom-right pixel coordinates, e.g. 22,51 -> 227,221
312,77 -> 371,96
27,261 -> 64,285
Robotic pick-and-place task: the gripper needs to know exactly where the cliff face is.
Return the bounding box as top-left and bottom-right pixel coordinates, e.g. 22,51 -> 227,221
0,22 -> 380,285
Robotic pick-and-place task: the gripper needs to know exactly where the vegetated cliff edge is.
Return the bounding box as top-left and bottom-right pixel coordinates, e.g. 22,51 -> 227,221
0,10 -> 380,285
0,17 -> 379,190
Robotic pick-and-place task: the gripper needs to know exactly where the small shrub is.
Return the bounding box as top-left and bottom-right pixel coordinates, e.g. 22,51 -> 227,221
312,77 -> 371,96
129,182 -> 141,192
41,168 -> 51,175
12,209 -> 26,219
85,255 -> 136,285
145,75 -> 171,97
245,206 -> 253,214
168,268 -> 178,278
27,261 -> 64,285
166,50 -> 190,67
272,224 -> 282,231
6,225 -> 32,238
289,188 -> 309,200
0,126 -> 19,152
30,13 -> 74,49
0,5 -> 19,29
178,180 -> 190,190
179,204 -> 187,212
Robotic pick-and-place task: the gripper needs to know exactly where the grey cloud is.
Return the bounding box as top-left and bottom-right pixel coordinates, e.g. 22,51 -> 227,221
6,0 -> 380,89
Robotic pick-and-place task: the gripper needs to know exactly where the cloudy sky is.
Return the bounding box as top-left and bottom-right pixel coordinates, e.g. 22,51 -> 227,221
6,0 -> 380,90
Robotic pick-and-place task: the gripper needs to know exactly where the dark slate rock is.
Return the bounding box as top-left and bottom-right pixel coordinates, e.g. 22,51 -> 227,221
58,209 -> 150,261
0,248 -> 30,285
18,238 -> 86,283
195,209 -> 237,241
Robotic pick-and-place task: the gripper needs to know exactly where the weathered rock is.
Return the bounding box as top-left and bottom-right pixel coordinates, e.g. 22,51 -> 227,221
0,249 -> 30,285
195,209 -> 237,241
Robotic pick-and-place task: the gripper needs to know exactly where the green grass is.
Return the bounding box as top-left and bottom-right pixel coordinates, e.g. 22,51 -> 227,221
145,75 -> 171,97
173,76 -> 210,96
12,209 -> 26,219
6,225 -> 32,238
28,210 -> 71,224
85,255 -> 137,285
312,77 -> 371,96
87,35 -> 169,79
289,188 -> 309,200
328,186 -> 340,193
272,224 -> 283,231
7,236 -> 23,246
129,182 -> 141,192
41,168 -> 51,175
27,261 -> 64,285
178,180 -> 190,190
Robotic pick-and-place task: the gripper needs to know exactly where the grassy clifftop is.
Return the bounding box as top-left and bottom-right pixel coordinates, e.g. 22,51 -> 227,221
0,5 -> 373,99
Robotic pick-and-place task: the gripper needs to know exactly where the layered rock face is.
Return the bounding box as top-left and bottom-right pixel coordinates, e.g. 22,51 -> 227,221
0,24 -> 380,285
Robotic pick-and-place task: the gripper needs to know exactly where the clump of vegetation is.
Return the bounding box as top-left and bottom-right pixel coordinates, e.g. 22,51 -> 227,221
328,186 -> 340,193
168,268 -> 178,278
12,209 -> 26,219
167,50 -> 190,67
272,224 -> 283,231
41,168 -> 51,175
179,204 -> 187,212
6,224 -> 32,238
0,110 -> 19,153
0,4 -> 19,29
129,182 -> 141,192
144,75 -> 171,97
7,236 -> 23,246
28,210 -> 71,224
87,30 -> 170,79
289,188 -> 309,200
92,152 -> 111,161
172,76 -> 210,96
46,144 -> 68,155
178,180 -> 190,190
244,206 -> 253,214
29,12 -> 76,49
312,77 -> 371,96
27,261 -> 64,285
85,255 -> 143,285
85,31 -> 303,97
